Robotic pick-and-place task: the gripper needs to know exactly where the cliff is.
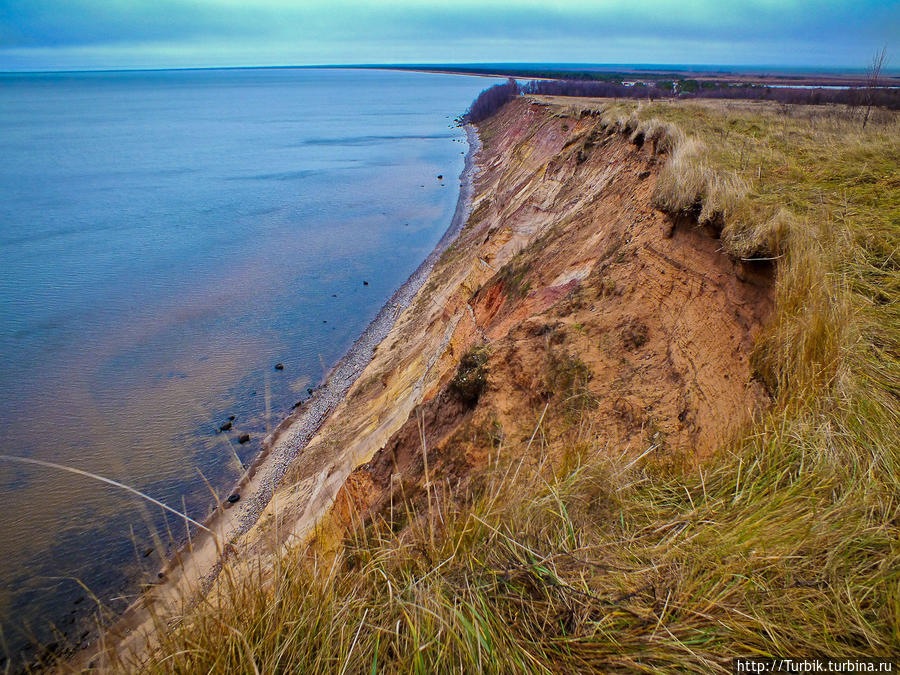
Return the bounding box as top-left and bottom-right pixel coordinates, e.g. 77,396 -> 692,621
89,95 -> 900,671
222,96 -> 771,561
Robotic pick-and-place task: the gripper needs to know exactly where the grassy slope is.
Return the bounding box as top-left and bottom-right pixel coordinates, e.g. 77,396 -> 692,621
125,100 -> 898,673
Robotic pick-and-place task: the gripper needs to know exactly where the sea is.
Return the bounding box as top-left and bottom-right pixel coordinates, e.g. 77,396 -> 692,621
0,67 -> 496,664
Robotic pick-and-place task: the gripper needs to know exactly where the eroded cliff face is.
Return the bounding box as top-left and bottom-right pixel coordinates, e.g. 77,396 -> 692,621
240,96 -> 773,557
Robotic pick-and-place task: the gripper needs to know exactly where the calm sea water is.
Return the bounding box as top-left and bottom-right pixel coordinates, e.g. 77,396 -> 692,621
0,67 -> 494,661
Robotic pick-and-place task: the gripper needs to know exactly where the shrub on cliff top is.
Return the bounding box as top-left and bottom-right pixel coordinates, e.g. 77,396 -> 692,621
462,78 -> 521,124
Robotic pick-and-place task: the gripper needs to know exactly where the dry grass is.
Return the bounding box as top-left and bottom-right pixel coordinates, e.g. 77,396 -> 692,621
93,99 -> 899,673
124,411 -> 899,673
602,99 -> 899,404
651,136 -> 751,228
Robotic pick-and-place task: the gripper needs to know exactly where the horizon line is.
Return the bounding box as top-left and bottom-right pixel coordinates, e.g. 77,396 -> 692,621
2,62 -> 898,77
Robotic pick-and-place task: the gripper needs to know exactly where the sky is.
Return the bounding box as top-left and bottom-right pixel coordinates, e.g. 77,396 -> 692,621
0,0 -> 898,72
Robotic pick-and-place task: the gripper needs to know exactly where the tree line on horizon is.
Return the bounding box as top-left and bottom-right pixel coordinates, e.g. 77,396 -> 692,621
461,76 -> 900,124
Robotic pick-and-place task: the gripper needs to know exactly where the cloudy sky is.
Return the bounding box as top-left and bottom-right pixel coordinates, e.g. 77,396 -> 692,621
1,0 -> 897,71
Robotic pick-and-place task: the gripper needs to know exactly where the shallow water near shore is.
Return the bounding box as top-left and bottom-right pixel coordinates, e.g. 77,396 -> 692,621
0,67 -> 495,662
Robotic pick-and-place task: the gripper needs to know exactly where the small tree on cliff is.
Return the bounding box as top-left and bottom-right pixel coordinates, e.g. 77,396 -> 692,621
862,46 -> 887,128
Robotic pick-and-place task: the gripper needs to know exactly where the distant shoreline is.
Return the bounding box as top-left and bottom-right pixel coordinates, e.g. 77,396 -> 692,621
3,64 -> 898,87
337,64 -> 900,89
